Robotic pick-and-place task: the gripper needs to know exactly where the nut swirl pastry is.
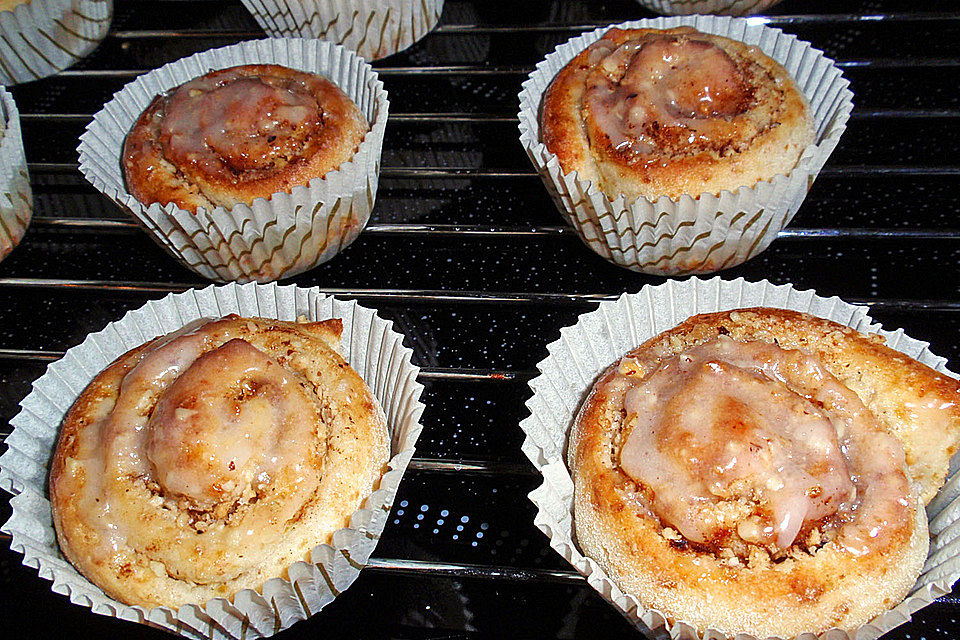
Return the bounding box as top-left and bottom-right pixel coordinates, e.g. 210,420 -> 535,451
50,315 -> 389,608
569,309 -> 960,638
122,64 -> 369,213
541,27 -> 814,201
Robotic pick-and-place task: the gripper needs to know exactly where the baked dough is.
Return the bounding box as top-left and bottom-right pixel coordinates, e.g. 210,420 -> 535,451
569,308 -> 960,638
0,1 -> 30,12
122,64 -> 369,213
541,27 -> 813,201
50,315 -> 389,609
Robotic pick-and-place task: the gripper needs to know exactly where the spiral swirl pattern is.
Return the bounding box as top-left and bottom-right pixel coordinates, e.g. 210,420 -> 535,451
50,315 -> 389,608
123,64 -> 369,213
541,27 -> 813,201
617,335 -> 910,557
567,308 -> 960,637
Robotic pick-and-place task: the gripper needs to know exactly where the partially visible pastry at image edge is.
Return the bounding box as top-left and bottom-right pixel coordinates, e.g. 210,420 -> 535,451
49,315 -> 390,608
122,64 -> 369,213
0,1 -> 30,13
568,308 -> 960,638
541,27 -> 814,201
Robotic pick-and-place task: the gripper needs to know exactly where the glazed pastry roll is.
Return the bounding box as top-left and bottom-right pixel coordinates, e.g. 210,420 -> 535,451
49,315 -> 389,609
541,27 -> 814,201
122,64 -> 369,213
569,308 -> 960,638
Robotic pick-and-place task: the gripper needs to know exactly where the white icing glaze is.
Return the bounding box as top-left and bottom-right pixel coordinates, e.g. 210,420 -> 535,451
73,319 -> 216,564
145,338 -> 322,513
67,318 -> 328,581
614,336 -> 911,553
580,31 -> 771,160
159,71 -> 323,175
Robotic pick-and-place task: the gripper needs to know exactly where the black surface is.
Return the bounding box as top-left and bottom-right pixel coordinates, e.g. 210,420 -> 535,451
2,0 -> 959,638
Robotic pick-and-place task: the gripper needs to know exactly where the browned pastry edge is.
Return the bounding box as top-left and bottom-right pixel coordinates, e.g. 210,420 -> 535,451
568,308 -> 960,638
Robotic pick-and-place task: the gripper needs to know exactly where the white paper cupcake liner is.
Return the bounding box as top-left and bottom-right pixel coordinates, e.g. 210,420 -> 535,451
519,276 -> 960,640
0,86 -> 31,260
518,16 -> 853,275
0,283 -> 426,639
635,0 -> 784,16
240,0 -> 444,61
0,0 -> 112,85
78,38 -> 389,283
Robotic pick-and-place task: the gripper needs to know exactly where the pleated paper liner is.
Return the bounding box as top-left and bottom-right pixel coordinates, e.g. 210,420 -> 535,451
518,16 -> 853,276
78,38 -> 389,283
0,283 -> 426,639
0,0 -> 112,85
519,276 -> 960,640
240,0 -> 444,61
635,0 -> 784,16
0,86 -> 31,261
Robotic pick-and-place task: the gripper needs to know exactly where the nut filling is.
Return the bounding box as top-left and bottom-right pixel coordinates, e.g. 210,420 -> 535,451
608,335 -> 914,564
582,32 -> 779,162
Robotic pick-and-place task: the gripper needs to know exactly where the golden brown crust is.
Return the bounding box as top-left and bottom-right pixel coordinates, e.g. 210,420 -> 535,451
50,315 -> 389,609
569,308 -> 960,638
541,28 -> 813,201
122,64 -> 369,213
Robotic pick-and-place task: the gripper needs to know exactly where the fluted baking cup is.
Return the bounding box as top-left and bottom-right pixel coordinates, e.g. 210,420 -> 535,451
635,0 -> 784,16
0,283 -> 425,639
519,276 -> 960,640
240,0 -> 444,61
0,86 -> 31,261
78,38 -> 389,283
0,0 -> 112,85
518,16 -> 853,275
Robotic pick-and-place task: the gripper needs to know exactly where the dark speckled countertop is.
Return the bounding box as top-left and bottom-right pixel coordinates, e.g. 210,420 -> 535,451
1,0 -> 958,638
